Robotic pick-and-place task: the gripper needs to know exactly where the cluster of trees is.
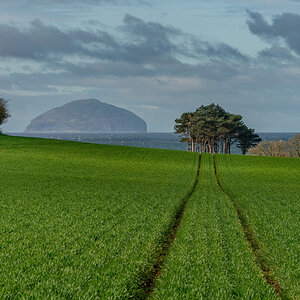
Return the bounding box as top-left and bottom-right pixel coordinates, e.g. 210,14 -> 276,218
175,103 -> 261,154
248,134 -> 300,157
0,97 -> 10,134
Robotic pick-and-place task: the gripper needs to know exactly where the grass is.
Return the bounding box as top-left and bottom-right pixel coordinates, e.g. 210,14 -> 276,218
215,154 -> 300,299
0,135 -> 198,298
1,135 -> 299,299
151,154 -> 278,299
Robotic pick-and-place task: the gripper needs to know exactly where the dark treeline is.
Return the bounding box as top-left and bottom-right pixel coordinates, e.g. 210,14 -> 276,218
175,103 -> 261,154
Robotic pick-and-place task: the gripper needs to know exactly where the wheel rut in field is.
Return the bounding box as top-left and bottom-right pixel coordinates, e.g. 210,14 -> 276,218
135,155 -> 201,299
213,155 -> 287,299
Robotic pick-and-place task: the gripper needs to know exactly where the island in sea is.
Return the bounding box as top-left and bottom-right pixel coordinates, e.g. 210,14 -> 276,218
24,99 -> 147,133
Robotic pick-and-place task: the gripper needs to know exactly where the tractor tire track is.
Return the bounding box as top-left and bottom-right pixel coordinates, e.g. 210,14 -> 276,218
213,155 -> 288,300
133,155 -> 201,299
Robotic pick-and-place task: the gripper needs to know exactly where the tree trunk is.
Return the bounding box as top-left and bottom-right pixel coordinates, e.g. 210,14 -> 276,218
207,139 -> 211,153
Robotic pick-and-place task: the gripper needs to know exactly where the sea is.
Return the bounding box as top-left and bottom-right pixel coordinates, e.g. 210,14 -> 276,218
8,132 -> 298,154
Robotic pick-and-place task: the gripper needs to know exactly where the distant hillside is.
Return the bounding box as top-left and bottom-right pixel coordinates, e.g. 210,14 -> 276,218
24,99 -> 147,133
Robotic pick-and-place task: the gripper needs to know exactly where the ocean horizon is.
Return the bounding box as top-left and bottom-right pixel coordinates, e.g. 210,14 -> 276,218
7,132 -> 298,154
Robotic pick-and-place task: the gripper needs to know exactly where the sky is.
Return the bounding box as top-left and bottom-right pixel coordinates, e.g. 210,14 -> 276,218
1,0 -> 300,132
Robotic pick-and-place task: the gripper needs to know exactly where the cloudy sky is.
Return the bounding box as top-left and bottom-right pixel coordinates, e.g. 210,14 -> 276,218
1,0 -> 300,132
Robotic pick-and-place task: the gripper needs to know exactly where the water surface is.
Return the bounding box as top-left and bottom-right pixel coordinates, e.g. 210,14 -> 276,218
9,132 -> 297,154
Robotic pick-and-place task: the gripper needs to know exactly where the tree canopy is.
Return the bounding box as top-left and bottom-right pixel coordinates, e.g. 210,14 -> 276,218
0,98 -> 11,133
175,103 -> 261,154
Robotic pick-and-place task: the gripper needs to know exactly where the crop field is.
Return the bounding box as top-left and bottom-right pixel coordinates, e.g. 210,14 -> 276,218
0,135 -> 198,298
0,135 -> 299,299
215,155 -> 300,299
151,154 -> 277,299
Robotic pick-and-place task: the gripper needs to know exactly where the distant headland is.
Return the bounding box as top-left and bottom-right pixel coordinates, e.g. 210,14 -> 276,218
24,99 -> 147,133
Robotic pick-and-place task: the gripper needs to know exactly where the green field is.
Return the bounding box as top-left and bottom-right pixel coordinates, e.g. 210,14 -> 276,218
151,154 -> 277,299
0,135 -> 198,298
0,135 -> 299,299
215,155 -> 300,299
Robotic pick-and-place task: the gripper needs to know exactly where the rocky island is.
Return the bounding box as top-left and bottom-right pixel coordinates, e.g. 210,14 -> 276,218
24,99 -> 147,133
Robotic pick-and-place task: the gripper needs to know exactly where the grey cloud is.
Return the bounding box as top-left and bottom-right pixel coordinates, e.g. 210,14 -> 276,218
246,10 -> 272,37
122,14 -> 180,39
0,19 -> 118,60
119,15 -> 246,64
247,10 -> 300,55
0,15 -> 247,71
192,40 -> 248,61
121,15 -> 248,63
120,14 -> 181,63
258,46 -> 296,62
